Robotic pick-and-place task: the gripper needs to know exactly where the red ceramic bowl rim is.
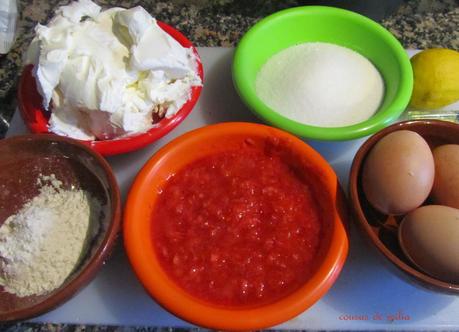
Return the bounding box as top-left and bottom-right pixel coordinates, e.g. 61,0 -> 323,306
17,21 -> 204,156
349,119 -> 459,293
0,133 -> 122,322
124,122 -> 349,330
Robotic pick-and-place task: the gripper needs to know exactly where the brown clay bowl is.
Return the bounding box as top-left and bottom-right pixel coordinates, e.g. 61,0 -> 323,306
349,119 -> 459,294
0,134 -> 121,322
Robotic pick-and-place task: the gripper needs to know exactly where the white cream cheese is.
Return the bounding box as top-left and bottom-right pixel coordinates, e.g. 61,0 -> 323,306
25,0 -> 201,140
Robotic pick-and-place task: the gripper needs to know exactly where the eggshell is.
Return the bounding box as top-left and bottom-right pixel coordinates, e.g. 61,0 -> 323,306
399,205 -> 459,283
362,130 -> 435,215
432,144 -> 459,209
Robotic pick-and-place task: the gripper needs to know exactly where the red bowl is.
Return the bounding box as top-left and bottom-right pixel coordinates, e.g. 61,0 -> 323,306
17,21 -> 204,156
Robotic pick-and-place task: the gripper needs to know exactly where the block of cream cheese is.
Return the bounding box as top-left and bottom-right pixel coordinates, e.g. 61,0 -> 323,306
25,0 -> 201,140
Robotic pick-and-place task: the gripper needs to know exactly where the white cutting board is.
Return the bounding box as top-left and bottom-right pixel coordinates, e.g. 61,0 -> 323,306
7,48 -> 459,330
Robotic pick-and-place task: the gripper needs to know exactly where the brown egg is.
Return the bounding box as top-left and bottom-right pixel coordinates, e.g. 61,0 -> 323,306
432,144 -> 459,209
399,205 -> 459,283
362,130 -> 434,215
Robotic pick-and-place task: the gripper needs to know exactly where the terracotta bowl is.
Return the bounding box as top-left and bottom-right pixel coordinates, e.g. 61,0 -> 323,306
17,21 -> 203,156
124,122 -> 349,330
0,134 -> 121,322
349,119 -> 459,294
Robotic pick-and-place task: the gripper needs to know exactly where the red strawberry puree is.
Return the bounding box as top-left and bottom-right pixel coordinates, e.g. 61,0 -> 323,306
152,148 -> 324,306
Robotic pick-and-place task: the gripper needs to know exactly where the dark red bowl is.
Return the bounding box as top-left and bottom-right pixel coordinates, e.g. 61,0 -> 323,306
18,21 -> 204,156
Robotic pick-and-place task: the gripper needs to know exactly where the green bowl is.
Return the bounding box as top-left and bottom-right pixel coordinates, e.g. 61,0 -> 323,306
232,6 -> 413,141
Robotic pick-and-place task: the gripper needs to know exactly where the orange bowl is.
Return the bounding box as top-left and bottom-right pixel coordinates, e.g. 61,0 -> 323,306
124,122 -> 349,330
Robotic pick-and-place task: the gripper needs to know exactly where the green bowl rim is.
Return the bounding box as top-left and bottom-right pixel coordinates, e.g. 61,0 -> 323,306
232,6 -> 414,141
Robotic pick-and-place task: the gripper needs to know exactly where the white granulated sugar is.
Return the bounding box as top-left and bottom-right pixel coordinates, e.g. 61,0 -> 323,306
255,42 -> 385,127
0,174 -> 100,297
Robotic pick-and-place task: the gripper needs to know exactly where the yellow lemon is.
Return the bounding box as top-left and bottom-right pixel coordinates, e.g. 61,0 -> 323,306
410,48 -> 459,109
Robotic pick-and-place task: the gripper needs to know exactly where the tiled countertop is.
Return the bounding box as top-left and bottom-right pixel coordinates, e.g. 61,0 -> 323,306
1,0 -> 459,331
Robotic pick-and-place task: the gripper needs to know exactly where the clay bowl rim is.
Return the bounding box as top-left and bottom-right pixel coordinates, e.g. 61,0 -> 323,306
0,133 -> 122,322
349,119 -> 459,293
124,122 -> 349,330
